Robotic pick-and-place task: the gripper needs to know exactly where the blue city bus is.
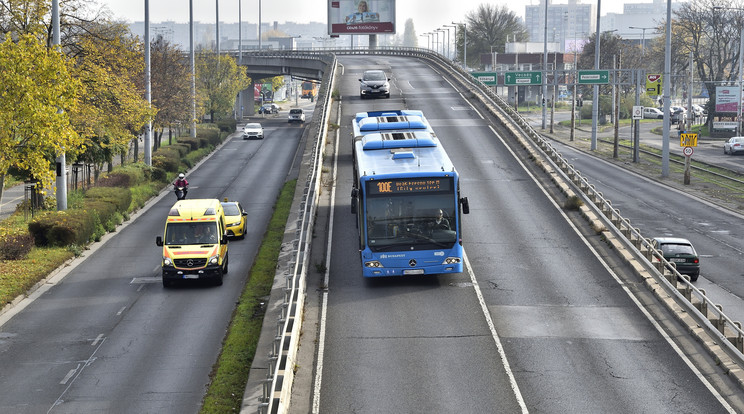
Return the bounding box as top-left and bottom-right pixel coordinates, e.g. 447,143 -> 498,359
351,110 -> 469,277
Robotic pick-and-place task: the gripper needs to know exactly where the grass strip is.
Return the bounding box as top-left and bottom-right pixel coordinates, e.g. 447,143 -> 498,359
200,178 -> 297,413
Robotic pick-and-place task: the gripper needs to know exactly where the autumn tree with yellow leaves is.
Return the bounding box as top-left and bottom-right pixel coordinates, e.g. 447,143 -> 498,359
0,34 -> 82,196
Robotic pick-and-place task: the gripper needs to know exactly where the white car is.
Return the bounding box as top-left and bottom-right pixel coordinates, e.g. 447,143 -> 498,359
724,136 -> 744,155
643,107 -> 664,119
242,123 -> 264,139
288,108 -> 305,123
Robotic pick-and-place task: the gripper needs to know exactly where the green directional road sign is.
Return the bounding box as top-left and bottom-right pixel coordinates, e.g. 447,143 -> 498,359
470,72 -> 498,86
504,71 -> 542,86
578,70 -> 610,84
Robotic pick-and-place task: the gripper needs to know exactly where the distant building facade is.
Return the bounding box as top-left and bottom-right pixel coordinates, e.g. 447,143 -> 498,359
524,0 -> 596,53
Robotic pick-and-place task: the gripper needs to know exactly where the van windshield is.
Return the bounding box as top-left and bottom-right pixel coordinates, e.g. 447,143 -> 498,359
165,222 -> 219,245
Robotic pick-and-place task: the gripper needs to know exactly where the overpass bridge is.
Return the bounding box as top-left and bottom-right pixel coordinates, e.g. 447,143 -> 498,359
228,48 -> 440,116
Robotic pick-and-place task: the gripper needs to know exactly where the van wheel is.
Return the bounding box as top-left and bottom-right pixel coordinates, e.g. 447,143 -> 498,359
214,274 -> 223,286
163,279 -> 173,288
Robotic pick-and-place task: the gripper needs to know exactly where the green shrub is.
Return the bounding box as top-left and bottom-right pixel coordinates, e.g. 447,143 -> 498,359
83,199 -> 119,234
216,118 -> 236,133
96,172 -> 131,188
178,137 -> 200,151
85,186 -> 132,213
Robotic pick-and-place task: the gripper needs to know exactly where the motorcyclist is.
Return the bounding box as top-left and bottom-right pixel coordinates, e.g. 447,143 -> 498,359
173,173 -> 189,200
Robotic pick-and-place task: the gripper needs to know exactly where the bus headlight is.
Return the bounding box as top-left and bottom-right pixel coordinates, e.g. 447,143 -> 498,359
443,257 -> 461,265
163,257 -> 173,267
209,255 -> 220,265
364,261 -> 383,268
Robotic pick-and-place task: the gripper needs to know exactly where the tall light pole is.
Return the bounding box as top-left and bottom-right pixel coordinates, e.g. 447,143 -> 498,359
714,6 -> 744,136
445,24 -> 457,61
542,0 -> 548,129
453,22 -> 466,69
190,0 -> 196,137
591,0 -> 602,150
215,0 -> 220,54
419,33 -> 430,50
52,0 -> 67,210
628,26 -> 655,56
439,28 -> 449,58
238,0 -> 243,121
258,0 -> 262,49
144,0 -> 152,166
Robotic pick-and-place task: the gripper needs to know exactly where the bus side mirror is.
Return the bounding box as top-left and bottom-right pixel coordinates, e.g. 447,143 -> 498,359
156,236 -> 163,246
460,197 -> 470,214
351,188 -> 358,214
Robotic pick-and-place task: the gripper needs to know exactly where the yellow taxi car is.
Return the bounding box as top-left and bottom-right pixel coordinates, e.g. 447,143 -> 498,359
221,199 -> 247,239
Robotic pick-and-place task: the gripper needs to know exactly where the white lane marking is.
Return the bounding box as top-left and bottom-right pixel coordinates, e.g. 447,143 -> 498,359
311,102 -> 342,414
50,337 -> 107,413
464,251 -> 529,413
59,365 -> 79,384
91,334 -> 104,347
488,125 -> 735,413
130,277 -> 161,284
116,307 -> 126,316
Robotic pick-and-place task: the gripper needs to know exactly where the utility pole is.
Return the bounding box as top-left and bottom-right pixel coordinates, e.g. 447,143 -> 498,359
52,0 -> 67,210
144,0 -> 152,166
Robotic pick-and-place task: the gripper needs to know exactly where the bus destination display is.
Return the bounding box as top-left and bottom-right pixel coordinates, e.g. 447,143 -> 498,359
367,177 -> 452,195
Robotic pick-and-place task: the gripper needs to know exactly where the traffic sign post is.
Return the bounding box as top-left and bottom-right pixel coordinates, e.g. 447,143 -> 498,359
646,74 -> 662,97
504,71 -> 542,86
578,70 -> 609,84
680,132 -> 698,147
680,132 -> 696,185
470,72 -> 498,86
632,105 -> 643,120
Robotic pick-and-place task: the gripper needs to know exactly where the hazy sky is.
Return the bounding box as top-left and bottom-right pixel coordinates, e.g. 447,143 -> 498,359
101,0 -> 628,39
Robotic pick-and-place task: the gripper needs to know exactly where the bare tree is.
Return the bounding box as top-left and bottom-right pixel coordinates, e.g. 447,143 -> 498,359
462,4 -> 527,69
151,35 -> 192,149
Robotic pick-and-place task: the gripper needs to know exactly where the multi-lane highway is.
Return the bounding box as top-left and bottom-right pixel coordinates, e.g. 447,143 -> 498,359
2,51 -> 744,414
301,55 -> 741,413
0,110 -> 310,413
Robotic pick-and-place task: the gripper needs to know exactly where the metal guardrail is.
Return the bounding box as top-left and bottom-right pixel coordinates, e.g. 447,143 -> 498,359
441,57 -> 744,368
250,47 -> 744,412
256,52 -> 337,414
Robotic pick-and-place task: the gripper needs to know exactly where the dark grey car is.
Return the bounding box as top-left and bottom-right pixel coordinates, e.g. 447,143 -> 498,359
359,70 -> 390,99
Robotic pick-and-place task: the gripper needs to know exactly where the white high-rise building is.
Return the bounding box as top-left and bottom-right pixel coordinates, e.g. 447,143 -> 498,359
525,0 -> 596,53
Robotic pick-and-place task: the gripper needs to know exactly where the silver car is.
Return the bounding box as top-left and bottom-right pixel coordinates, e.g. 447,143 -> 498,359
724,136 -> 744,155
288,108 -> 305,123
359,70 -> 390,99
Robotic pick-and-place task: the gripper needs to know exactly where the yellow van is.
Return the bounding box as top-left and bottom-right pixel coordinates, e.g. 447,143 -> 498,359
155,199 -> 229,287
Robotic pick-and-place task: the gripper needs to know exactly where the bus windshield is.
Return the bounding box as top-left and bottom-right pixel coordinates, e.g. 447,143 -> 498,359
365,192 -> 456,252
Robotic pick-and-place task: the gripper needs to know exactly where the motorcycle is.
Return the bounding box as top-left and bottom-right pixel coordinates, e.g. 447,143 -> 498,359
174,186 -> 188,200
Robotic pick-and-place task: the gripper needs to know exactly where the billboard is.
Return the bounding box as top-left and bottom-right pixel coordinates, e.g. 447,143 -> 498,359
328,0 -> 395,36
715,86 -> 740,113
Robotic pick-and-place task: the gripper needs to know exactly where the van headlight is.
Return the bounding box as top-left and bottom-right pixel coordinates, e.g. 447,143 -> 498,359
209,254 -> 220,265
163,257 -> 173,267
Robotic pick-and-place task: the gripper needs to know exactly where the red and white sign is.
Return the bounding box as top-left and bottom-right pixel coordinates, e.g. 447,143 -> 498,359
683,146 -> 693,157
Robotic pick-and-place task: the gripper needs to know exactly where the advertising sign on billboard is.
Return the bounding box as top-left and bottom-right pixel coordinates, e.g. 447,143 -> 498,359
715,86 -> 740,113
328,0 -> 395,36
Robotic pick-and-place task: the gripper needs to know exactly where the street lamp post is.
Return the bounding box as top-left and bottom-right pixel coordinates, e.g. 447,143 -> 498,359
437,28 -> 449,58
419,33 -> 430,50
445,24 -> 457,61
628,26 -> 655,56
453,22 -> 466,69
714,6 -> 744,136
